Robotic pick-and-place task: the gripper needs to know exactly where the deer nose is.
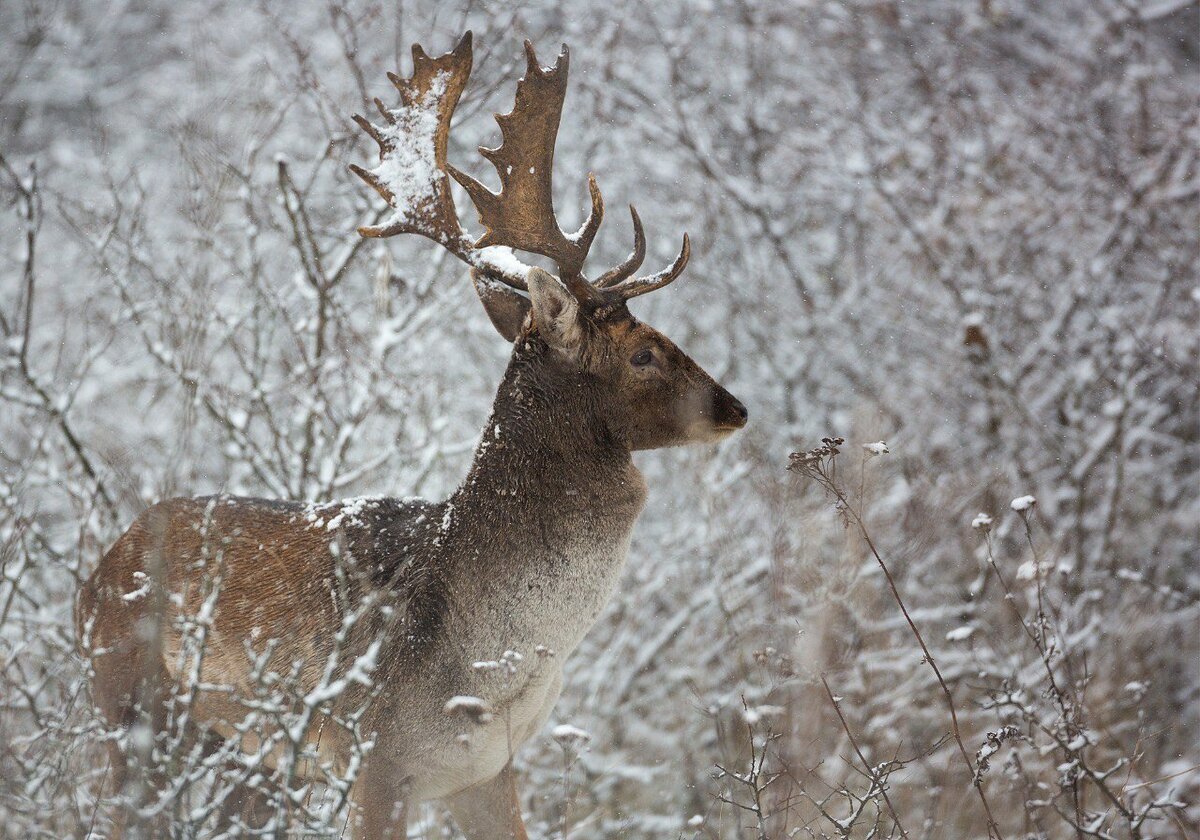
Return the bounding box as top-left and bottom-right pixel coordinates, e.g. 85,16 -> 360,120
729,396 -> 749,425
714,389 -> 748,428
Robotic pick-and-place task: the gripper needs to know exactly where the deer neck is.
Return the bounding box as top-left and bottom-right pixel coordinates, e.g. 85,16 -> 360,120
440,339 -> 647,658
454,339 -> 646,520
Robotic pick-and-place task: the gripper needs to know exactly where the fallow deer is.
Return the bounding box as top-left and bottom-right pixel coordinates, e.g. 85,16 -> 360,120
77,32 -> 746,839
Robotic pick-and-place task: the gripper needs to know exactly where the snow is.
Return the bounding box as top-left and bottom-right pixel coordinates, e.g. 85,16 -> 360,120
471,650 -> 524,676
324,496 -> 380,530
1066,733 -> 1092,751
863,440 -> 890,456
122,570 -> 152,602
302,496 -> 384,531
444,695 -> 489,712
476,245 -> 532,277
741,704 -> 785,725
946,625 -> 976,642
1010,495 -> 1037,512
971,512 -> 993,530
444,695 -> 494,724
367,71 -> 450,227
551,724 -> 592,748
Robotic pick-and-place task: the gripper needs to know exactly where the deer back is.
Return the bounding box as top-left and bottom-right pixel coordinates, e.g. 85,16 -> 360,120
78,496 -> 445,723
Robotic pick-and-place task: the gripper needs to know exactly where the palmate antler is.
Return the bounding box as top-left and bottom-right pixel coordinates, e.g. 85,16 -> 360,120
350,31 -> 690,305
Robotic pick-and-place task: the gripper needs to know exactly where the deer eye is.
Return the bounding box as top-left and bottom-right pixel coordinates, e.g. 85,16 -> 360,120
631,349 -> 653,367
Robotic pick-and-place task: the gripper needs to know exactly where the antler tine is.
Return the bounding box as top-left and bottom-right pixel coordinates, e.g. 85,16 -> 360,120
595,205 -> 646,287
349,31 -> 529,291
448,40 -> 604,295
352,112 -> 387,149
573,173 -> 604,260
606,233 -> 691,300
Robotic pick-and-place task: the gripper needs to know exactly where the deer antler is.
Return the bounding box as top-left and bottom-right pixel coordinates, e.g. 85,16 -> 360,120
351,33 -> 692,306
447,42 -> 602,300
349,32 -> 529,290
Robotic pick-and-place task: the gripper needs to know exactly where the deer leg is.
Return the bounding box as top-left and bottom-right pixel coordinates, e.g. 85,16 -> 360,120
91,646 -> 172,840
104,732 -> 172,839
99,740 -> 134,840
443,761 -> 529,840
355,761 -> 411,840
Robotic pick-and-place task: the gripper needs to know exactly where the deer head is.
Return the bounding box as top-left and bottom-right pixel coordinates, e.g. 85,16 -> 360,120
350,32 -> 747,450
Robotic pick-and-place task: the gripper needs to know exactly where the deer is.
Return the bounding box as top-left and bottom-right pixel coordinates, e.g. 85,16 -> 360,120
76,31 -> 747,839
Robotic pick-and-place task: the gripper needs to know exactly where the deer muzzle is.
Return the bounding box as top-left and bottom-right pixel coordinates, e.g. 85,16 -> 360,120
711,386 -> 749,432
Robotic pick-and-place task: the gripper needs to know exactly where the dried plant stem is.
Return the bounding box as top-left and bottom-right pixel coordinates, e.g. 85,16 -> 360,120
821,673 -> 909,838
982,530 -> 1076,730
797,451 -> 1004,839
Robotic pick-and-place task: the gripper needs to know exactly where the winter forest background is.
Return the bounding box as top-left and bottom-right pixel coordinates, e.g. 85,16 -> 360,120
1,0 -> 1198,837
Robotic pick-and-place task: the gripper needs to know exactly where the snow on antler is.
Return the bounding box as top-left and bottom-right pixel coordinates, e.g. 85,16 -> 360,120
361,72 -> 450,227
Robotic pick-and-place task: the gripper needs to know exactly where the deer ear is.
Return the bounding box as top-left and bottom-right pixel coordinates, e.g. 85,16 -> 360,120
471,269 -> 531,342
526,267 -> 583,351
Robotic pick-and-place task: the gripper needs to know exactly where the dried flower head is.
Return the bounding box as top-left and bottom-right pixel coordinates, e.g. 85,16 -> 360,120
551,723 -> 592,751
787,436 -> 845,472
